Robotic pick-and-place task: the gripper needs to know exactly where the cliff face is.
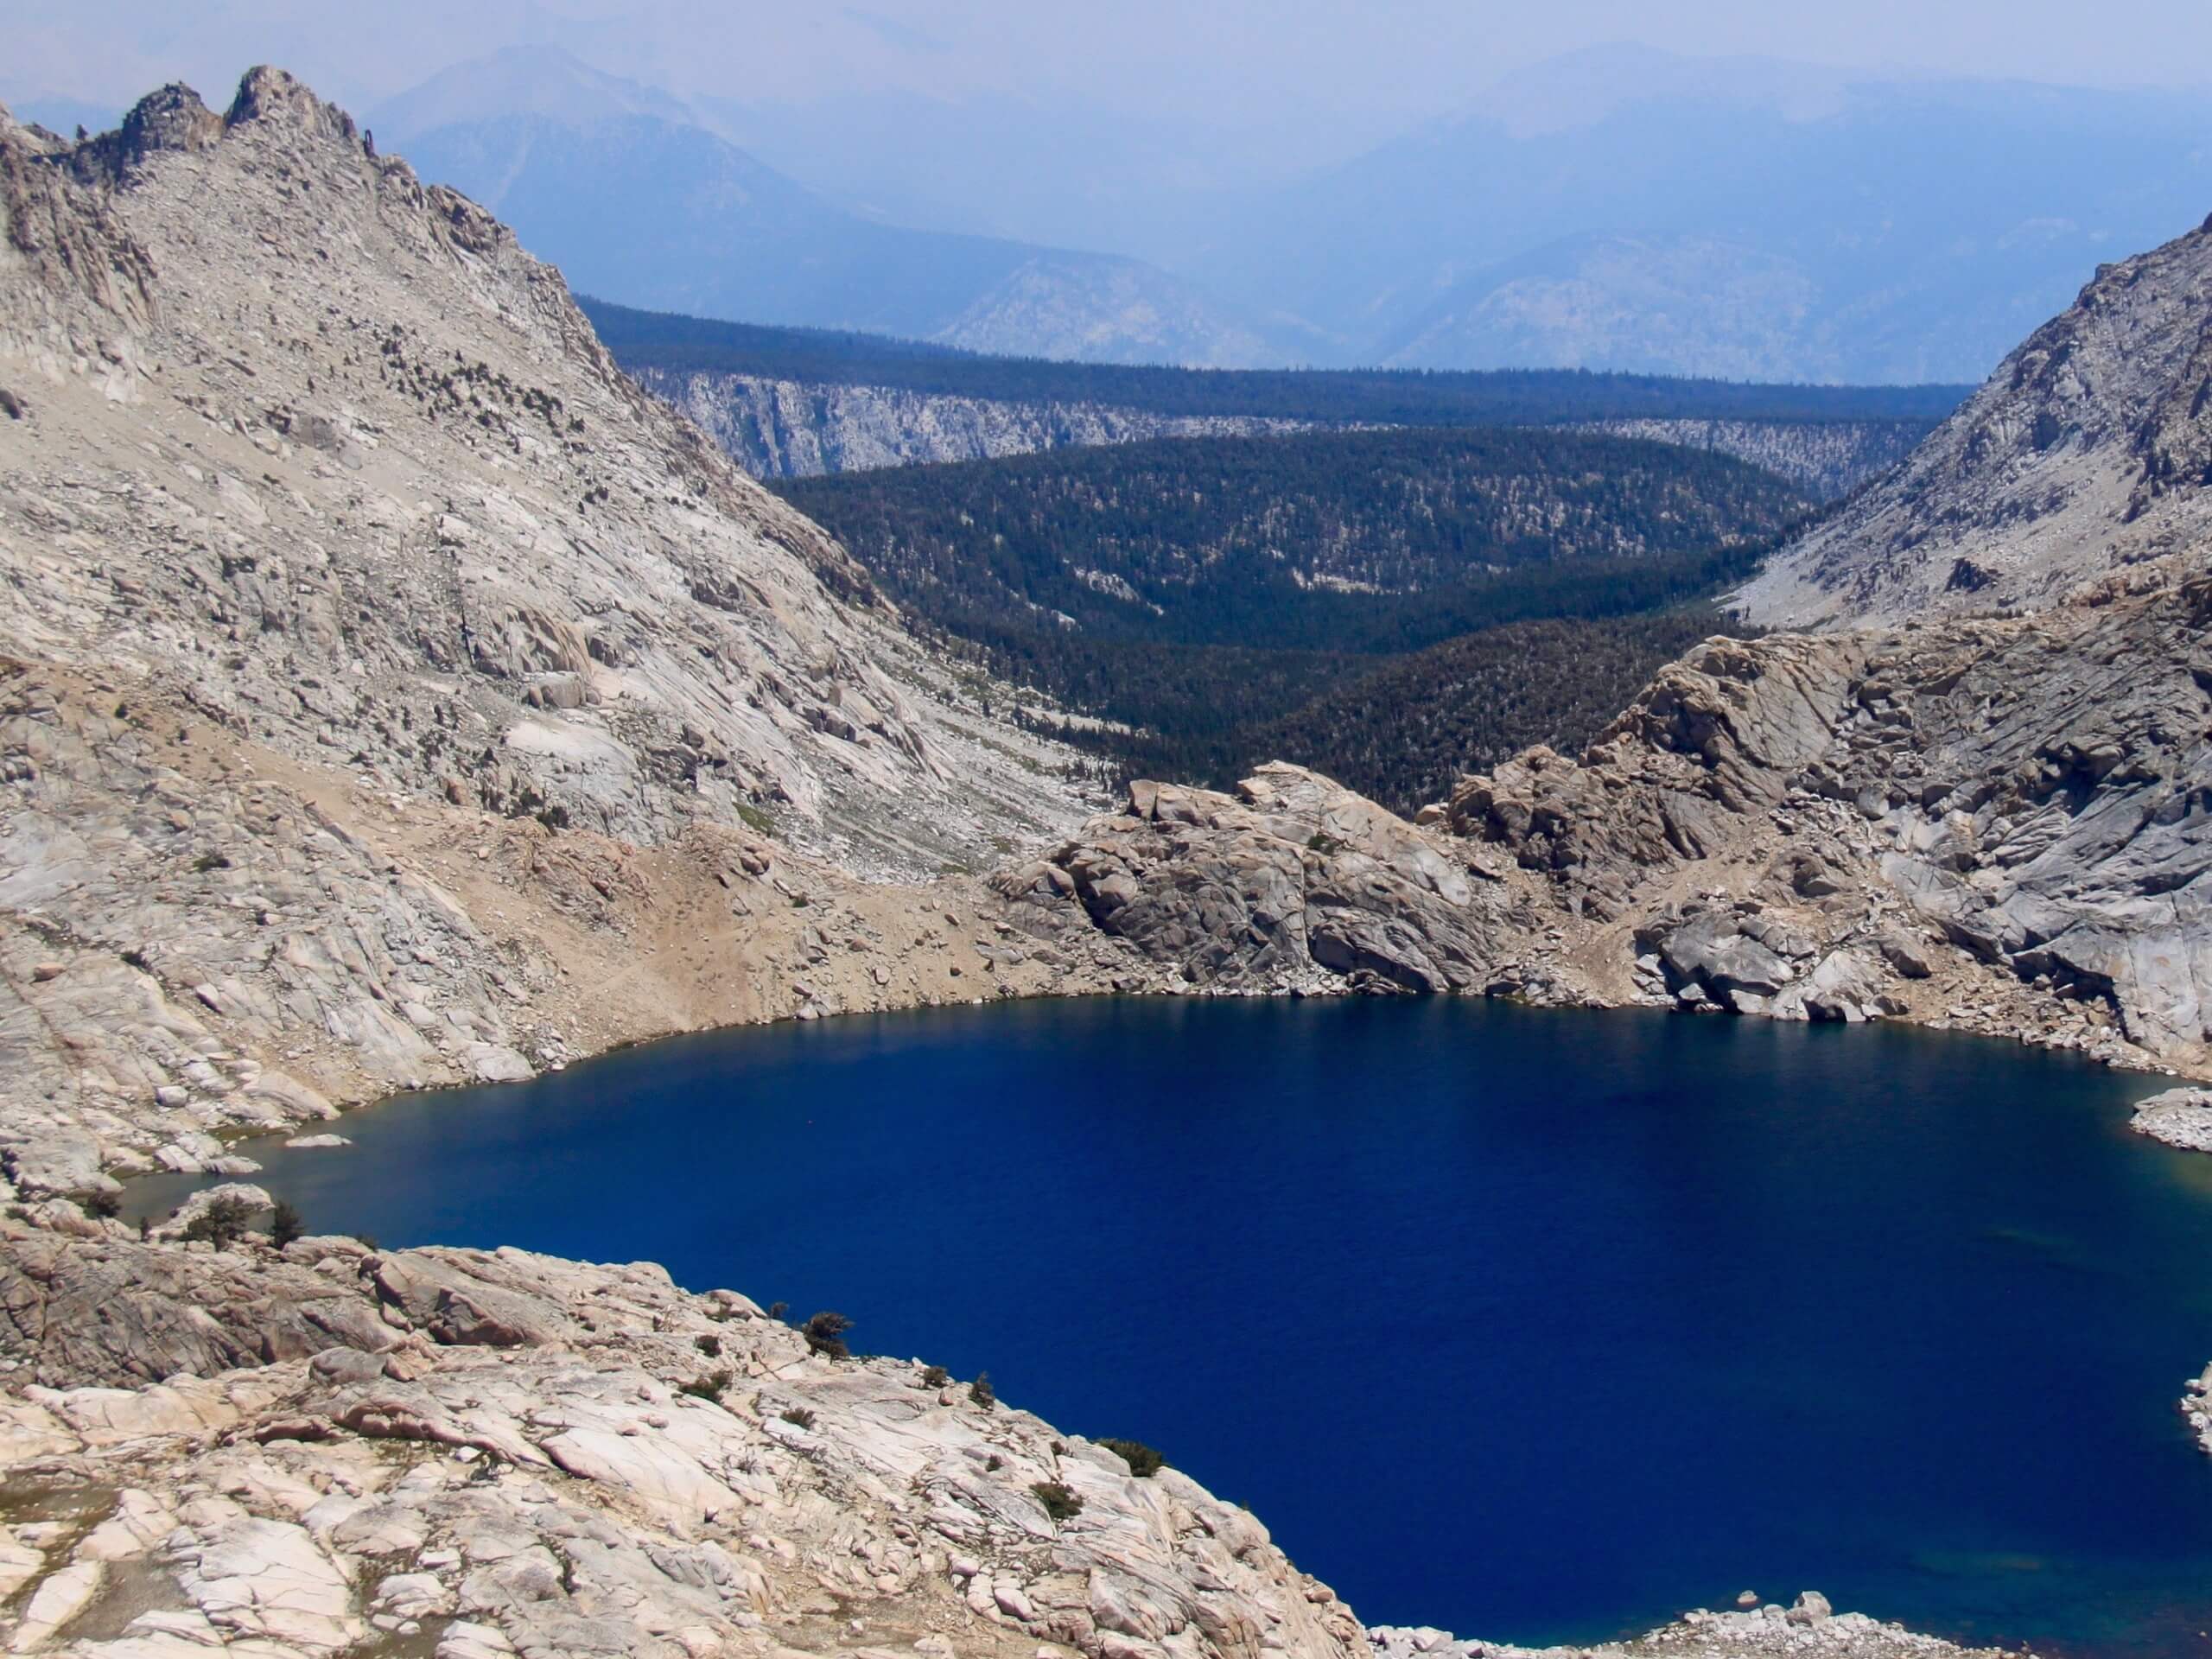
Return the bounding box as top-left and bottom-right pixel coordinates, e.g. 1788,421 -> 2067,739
636,370 -> 1923,498
1739,215 -> 2212,626
637,368 -> 1313,479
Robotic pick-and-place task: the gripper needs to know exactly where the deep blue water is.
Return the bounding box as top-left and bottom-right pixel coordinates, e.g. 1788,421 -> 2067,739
134,998 -> 2212,1654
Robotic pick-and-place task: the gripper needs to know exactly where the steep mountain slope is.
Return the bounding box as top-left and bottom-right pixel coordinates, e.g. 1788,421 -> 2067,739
0,70 -> 1130,1178
0,73 -> 1075,863
375,48 -> 1271,368
1740,214 -> 2212,626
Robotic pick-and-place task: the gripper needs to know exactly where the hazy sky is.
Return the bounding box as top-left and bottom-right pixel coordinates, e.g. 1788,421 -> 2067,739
10,0 -> 2212,130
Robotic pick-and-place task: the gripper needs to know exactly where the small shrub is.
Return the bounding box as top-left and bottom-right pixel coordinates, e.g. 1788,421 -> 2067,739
921,1363 -> 950,1389
193,851 -> 232,872
695,1333 -> 723,1357
986,1453 -> 1003,1471
679,1369 -> 733,1402
269,1198 -> 304,1250
766,1301 -> 789,1322
802,1311 -> 853,1360
353,1232 -> 380,1251
1051,1440 -> 1066,1457
969,1371 -> 996,1412
1098,1439 -> 1166,1478
1031,1481 -> 1084,1522
181,1195 -> 257,1249
82,1190 -> 120,1221
780,1407 -> 817,1430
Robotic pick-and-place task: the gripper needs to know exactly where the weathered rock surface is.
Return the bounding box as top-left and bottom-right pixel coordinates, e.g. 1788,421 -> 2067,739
1445,588 -> 2212,1071
1740,213 -> 2212,626
0,74 -> 1080,869
2133,1086 -> 2212,1152
0,1217 -> 1370,1659
637,369 -> 1316,480
997,766 -> 1514,996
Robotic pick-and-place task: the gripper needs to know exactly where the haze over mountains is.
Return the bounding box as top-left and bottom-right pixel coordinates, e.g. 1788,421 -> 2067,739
276,41 -> 2212,382
1196,48 -> 2212,382
369,48 -> 1274,368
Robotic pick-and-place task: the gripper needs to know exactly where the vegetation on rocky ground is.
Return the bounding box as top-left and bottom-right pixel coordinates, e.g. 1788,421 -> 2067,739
1098,1438 -> 1166,1477
777,428 -> 1798,810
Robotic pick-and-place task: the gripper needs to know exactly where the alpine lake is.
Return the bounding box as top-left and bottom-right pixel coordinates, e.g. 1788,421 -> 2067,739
132,996 -> 2212,1655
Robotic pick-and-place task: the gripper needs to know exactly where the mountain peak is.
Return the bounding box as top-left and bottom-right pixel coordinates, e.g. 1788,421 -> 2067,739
225,65 -> 358,143
114,81 -> 223,159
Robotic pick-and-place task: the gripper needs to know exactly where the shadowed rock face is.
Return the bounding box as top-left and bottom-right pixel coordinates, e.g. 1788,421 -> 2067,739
1740,213 -> 2212,627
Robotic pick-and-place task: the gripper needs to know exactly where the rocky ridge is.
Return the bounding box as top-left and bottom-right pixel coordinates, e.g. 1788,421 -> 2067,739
1739,213 -> 2212,626
0,1223 -> 1368,1659
635,369 -> 1314,480
633,371 -> 1921,501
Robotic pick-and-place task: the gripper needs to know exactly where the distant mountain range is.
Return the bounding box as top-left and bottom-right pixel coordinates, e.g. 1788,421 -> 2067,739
87,40 -> 2191,380
369,47 -> 1270,368
1183,46 -> 2212,381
